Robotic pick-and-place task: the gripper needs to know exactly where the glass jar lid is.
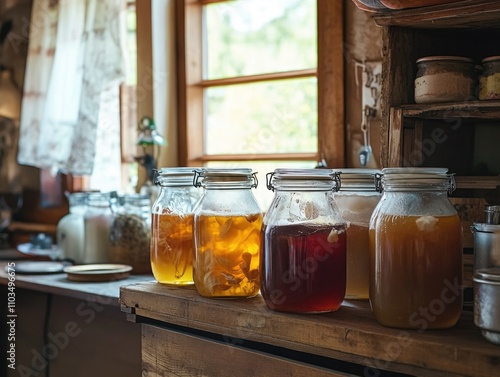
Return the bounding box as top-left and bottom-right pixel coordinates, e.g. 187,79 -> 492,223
337,168 -> 380,191
266,168 -> 341,192
377,167 -> 455,194
154,167 -> 198,187
193,168 -> 258,189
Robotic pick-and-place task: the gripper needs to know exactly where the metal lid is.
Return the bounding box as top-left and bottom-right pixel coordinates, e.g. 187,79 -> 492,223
377,167 -> 455,194
416,56 -> 474,64
194,168 -> 258,189
471,222 -> 500,233
155,167 -> 199,187
266,168 -> 340,192
474,268 -> 500,284
337,168 -> 380,191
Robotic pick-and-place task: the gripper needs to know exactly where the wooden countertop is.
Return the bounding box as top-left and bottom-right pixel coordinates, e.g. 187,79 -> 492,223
120,282 -> 500,377
0,261 -> 155,306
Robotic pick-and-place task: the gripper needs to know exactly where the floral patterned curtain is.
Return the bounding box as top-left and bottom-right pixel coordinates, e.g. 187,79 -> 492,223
17,0 -> 126,175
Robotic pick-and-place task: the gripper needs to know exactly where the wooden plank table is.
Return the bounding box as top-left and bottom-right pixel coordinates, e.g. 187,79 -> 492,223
0,261 -> 152,377
120,281 -> 500,377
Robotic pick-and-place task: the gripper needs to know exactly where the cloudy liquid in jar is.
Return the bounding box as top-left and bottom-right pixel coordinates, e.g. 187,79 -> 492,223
193,214 -> 262,298
151,213 -> 194,285
369,214 -> 463,329
345,223 -> 370,299
261,223 -> 346,313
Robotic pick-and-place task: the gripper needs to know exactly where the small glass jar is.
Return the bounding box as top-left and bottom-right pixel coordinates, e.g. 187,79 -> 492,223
261,169 -> 346,313
479,56 -> 500,100
414,56 -> 476,103
193,168 -> 262,298
57,192 -> 88,264
109,194 -> 151,274
151,168 -> 202,285
369,168 -> 463,329
83,192 -> 114,264
334,169 -> 381,300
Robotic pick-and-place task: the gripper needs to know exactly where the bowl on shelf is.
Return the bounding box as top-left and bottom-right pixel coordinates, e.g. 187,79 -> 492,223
380,0 -> 463,10
351,0 -> 388,13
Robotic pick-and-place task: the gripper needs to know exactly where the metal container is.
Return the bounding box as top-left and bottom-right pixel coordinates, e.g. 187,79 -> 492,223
485,205 -> 500,225
471,223 -> 500,271
473,268 -> 500,345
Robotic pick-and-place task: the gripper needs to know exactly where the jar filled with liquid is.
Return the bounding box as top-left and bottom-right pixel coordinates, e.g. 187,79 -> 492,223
369,168 -> 463,329
262,169 -> 346,313
151,168 -> 202,285
334,169 -> 381,300
193,168 -> 262,298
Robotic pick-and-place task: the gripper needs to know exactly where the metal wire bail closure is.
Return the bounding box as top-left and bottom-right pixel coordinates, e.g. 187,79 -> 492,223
193,168 -> 258,189
375,172 -> 383,193
266,169 -> 341,192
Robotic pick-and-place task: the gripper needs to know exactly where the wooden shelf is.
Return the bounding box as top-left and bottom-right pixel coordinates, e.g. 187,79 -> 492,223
373,0 -> 500,29
120,282 -> 500,377
395,101 -> 500,120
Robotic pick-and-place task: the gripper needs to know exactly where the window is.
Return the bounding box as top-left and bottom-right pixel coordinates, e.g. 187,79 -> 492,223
177,0 -> 344,207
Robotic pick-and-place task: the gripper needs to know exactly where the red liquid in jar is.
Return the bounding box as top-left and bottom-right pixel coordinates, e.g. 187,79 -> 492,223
261,223 -> 346,313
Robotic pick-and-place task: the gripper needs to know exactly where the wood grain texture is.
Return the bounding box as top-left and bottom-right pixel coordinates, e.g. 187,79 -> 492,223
317,0 -> 345,168
142,325 -> 348,377
120,282 -> 500,377
373,0 -> 500,28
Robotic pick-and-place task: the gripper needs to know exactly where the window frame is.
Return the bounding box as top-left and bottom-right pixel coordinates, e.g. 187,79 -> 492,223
175,0 -> 345,168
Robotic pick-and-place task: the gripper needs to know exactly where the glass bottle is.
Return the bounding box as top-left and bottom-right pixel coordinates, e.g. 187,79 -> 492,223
261,168 -> 346,313
109,194 -> 151,274
334,169 -> 381,300
369,167 -> 463,329
83,192 -> 114,264
193,168 -> 262,298
151,167 -> 202,285
56,192 -> 88,264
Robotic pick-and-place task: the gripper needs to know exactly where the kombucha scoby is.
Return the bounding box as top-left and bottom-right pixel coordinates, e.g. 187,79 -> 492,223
193,214 -> 262,298
151,213 -> 195,285
369,214 -> 463,329
261,223 -> 346,313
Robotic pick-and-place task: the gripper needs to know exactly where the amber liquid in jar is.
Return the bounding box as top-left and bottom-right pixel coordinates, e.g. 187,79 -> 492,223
345,223 -> 370,299
261,223 -> 346,313
369,214 -> 463,329
151,213 -> 195,285
193,214 -> 262,298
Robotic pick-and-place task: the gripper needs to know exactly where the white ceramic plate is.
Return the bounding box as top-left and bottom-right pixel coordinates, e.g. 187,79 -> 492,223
17,243 -> 61,259
13,261 -> 68,274
63,264 -> 132,282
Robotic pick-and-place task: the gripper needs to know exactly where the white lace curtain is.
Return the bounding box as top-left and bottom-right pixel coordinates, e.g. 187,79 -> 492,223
17,0 -> 126,175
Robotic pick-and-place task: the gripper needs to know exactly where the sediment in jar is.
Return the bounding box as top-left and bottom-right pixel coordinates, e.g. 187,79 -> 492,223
193,213 -> 262,298
151,213 -> 195,285
261,223 -> 346,313
369,214 -> 463,329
